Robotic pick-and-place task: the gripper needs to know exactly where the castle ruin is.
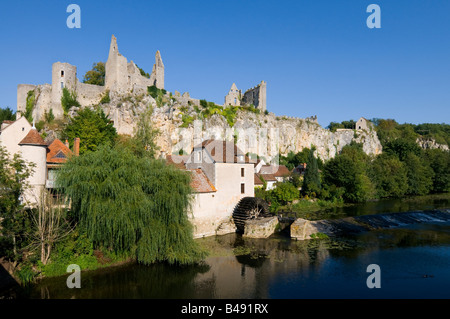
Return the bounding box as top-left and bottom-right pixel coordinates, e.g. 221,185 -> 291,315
224,81 -> 267,112
16,35 -> 164,121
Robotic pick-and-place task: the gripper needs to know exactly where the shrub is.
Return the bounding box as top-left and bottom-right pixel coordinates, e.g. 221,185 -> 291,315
61,88 -> 81,115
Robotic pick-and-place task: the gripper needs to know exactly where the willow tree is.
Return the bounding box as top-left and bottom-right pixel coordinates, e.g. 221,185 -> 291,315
56,144 -> 206,265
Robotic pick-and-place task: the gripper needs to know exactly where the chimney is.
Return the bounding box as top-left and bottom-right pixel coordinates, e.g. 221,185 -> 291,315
65,139 -> 69,149
74,138 -> 80,156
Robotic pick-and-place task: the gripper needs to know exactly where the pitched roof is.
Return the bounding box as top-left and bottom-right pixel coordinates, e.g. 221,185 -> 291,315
166,155 -> 188,170
194,139 -> 251,164
254,174 -> 264,185
47,139 -> 72,164
259,164 -> 291,177
190,169 -> 216,193
273,165 -> 291,177
18,128 -> 46,146
257,173 -> 277,182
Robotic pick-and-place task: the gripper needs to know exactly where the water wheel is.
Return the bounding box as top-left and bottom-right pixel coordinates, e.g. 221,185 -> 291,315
232,197 -> 271,233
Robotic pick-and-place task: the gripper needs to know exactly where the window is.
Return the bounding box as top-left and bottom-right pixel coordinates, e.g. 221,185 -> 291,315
61,70 -> 64,77
241,183 -> 245,194
241,167 -> 245,177
61,82 -> 64,89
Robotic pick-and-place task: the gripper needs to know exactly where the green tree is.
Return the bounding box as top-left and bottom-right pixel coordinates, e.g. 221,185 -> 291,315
0,146 -> 35,265
83,62 -> 105,86
56,144 -> 206,265
61,87 -> 81,115
404,153 -> 434,196
270,182 -> 299,205
370,154 -> 408,198
61,107 -> 117,155
322,143 -> 375,202
124,106 -> 160,158
424,149 -> 450,193
384,138 -> 422,161
0,107 -> 15,124
302,149 -> 321,197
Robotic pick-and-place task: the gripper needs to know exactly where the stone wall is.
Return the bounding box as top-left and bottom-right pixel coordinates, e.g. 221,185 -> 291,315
242,81 -> 266,112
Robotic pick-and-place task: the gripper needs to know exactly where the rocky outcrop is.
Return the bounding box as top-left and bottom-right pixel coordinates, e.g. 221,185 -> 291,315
416,137 -> 449,151
62,89 -> 383,161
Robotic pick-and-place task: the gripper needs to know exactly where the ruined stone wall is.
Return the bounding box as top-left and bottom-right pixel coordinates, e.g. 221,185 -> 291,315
242,81 -> 266,112
16,84 -> 37,116
76,81 -> 105,106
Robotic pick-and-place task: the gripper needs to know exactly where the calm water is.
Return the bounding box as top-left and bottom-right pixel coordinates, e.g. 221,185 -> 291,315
12,194 -> 450,299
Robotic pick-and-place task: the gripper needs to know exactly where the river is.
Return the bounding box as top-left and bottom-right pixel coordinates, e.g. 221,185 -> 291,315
9,194 -> 450,299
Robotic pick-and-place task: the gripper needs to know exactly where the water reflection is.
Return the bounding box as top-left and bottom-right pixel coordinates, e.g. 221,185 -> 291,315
16,194 -> 450,299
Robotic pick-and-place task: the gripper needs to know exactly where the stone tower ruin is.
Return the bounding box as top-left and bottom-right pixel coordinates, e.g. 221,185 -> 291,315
17,35 -> 164,121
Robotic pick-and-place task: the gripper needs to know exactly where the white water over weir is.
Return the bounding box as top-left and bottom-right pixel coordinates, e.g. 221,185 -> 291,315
291,209 -> 450,240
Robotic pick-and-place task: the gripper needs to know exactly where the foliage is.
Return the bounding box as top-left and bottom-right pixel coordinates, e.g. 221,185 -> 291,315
0,106 -> 15,124
370,154 -> 408,198
271,182 -> 299,205
61,107 -> 117,155
180,114 -> 195,128
61,87 -> 81,115
384,138 -> 422,161
322,143 -> 375,202
83,62 -> 105,86
0,146 -> 35,263
99,90 -> 111,104
25,90 -> 35,123
44,108 -> 55,124
280,148 -> 323,171
28,191 -> 74,265
327,120 -> 356,132
424,149 -> 450,193
136,64 -> 150,78
129,105 -> 160,158
404,153 -> 434,196
55,144 -> 206,265
302,149 -> 321,197
147,85 -> 167,99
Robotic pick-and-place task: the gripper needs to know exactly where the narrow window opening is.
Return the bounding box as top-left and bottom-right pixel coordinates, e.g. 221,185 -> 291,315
241,167 -> 245,177
241,183 -> 245,194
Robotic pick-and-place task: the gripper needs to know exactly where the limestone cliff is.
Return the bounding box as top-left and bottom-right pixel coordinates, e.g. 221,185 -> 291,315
97,90 -> 382,161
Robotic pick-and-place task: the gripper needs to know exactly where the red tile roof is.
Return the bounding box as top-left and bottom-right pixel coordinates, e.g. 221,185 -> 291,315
166,155 -> 188,170
46,139 -> 73,164
18,128 -> 47,146
259,164 -> 291,177
254,174 -> 264,185
190,169 -> 216,193
257,173 -> 277,182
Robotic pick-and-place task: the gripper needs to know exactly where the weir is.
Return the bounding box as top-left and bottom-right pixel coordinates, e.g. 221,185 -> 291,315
291,209 -> 450,240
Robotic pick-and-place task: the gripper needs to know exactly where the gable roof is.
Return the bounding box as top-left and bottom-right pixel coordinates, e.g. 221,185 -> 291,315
194,139 -> 251,164
257,173 -> 277,182
190,169 -> 216,193
254,174 -> 264,185
166,154 -> 188,170
259,164 -> 291,177
18,128 -> 46,146
47,139 -> 72,164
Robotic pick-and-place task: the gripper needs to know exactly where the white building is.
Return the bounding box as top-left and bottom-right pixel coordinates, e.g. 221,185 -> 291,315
0,117 -> 79,205
168,139 -> 255,238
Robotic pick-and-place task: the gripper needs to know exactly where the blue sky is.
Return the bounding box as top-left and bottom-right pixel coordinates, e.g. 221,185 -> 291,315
0,0 -> 449,127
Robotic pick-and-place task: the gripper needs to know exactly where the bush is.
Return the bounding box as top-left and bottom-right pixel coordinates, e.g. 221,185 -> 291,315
61,88 -> 81,115
99,90 -> 110,104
